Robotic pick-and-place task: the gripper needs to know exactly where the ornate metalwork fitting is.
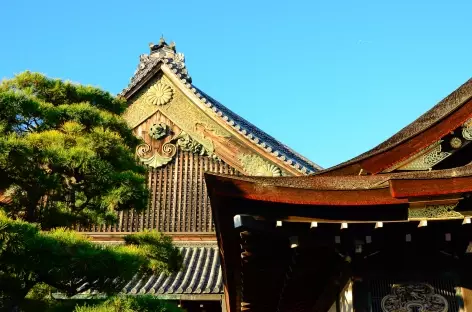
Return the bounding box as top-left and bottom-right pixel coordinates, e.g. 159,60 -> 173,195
382,283 -> 448,312
450,136 -> 462,149
149,123 -> 169,140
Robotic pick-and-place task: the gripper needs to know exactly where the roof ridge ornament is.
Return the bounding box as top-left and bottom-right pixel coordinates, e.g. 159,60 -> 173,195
124,37 -> 190,95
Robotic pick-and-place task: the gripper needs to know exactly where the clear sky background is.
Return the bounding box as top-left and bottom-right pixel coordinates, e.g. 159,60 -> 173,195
1,0 -> 471,168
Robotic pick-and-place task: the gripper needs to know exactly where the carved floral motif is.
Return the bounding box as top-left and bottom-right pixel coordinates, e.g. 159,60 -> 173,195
239,154 -> 282,177
449,137 -> 462,149
381,283 -> 448,312
145,82 -> 173,106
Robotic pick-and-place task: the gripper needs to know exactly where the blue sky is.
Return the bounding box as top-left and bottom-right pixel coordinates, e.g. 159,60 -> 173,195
1,0 -> 471,168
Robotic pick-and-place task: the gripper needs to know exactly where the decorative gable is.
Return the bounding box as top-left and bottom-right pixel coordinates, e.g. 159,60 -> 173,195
121,39 -> 321,176
124,72 -> 285,176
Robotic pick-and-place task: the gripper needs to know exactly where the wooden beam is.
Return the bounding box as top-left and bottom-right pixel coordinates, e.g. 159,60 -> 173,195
361,97 -> 472,174
83,232 -> 217,242
390,176 -> 472,198
207,174 -> 407,206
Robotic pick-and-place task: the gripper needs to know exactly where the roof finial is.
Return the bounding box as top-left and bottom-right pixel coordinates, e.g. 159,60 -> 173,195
159,34 -> 165,44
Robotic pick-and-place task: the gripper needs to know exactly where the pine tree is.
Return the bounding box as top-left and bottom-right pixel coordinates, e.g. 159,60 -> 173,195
0,72 -> 182,310
0,71 -> 147,228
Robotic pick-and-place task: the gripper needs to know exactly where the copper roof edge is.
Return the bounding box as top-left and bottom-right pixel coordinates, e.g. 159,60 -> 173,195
318,77 -> 472,175
205,163 -> 472,191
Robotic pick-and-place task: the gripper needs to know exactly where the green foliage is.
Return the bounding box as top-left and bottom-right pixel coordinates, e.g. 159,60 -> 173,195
0,212 -> 182,309
0,73 -> 184,309
74,296 -> 182,312
0,71 -> 148,229
123,231 -> 183,275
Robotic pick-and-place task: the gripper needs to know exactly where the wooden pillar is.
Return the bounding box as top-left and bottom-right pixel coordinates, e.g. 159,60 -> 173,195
220,294 -> 228,312
460,288 -> 472,312
352,279 -> 370,312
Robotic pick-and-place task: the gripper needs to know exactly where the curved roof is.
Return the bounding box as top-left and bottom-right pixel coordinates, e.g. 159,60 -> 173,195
321,78 -> 472,175
205,163 -> 472,207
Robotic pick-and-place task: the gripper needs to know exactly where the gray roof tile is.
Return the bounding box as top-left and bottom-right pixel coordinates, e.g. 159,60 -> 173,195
123,244 -> 222,295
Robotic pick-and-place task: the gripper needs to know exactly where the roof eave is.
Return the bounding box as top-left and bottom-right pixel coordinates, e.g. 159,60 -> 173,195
320,77 -> 472,175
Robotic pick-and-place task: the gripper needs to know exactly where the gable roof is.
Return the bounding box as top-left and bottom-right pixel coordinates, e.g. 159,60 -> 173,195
120,39 -> 321,175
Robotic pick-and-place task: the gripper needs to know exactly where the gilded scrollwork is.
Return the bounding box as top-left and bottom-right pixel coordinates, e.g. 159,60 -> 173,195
396,141 -> 451,171
136,143 -> 173,168
239,154 -> 282,177
408,204 -> 463,220
136,143 -> 152,159
136,127 -> 217,168
162,142 -> 177,157
381,283 -> 448,312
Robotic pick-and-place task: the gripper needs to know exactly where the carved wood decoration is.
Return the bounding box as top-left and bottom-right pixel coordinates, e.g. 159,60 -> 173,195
123,73 -> 283,176
381,284 -> 448,312
385,118 -> 472,172
393,141 -> 451,171
408,204 -> 463,220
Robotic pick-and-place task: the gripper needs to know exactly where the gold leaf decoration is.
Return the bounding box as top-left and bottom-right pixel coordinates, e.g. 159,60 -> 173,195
462,118 -> 472,140
176,132 -> 209,156
239,154 -> 281,177
145,82 -> 173,106
408,204 -> 463,220
140,152 -> 173,168
136,143 -> 152,158
396,141 -> 451,171
136,143 -> 173,168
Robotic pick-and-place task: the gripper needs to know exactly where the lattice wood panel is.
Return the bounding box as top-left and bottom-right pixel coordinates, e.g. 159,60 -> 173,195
82,151 -> 239,233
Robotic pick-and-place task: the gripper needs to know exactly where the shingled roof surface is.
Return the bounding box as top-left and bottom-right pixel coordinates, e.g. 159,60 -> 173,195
121,40 -> 322,175
321,78 -> 472,174
123,244 -> 222,295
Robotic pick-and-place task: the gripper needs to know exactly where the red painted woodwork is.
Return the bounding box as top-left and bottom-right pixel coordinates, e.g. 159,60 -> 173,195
390,176 -> 472,198
207,175 -> 407,206
361,98 -> 472,174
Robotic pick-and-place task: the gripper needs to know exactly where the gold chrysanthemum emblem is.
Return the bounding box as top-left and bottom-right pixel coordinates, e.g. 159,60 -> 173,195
146,82 -> 173,105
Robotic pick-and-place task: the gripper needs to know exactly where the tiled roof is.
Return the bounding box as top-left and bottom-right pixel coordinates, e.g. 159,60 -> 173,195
123,244 -> 223,295
193,87 -> 321,174
120,40 -> 322,175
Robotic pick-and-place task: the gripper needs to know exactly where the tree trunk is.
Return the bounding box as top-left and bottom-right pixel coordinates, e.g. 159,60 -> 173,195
24,193 -> 41,223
